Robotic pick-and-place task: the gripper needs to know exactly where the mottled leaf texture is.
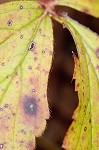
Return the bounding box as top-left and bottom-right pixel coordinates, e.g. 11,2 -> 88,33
58,0 -> 99,18
0,1 -> 53,150
60,17 -> 99,150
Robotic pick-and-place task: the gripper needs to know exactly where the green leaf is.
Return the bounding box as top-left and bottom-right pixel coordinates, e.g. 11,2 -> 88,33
58,0 -> 99,18
0,1 -> 53,149
57,16 -> 99,149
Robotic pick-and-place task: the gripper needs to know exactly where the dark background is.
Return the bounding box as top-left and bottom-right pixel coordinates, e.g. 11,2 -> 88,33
0,1 -> 99,150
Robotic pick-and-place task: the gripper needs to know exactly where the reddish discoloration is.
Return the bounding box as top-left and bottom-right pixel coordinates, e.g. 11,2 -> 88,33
27,141 -> 35,150
75,83 -> 79,91
96,65 -> 99,70
38,0 -> 57,8
95,47 -> 99,57
37,0 -> 57,15
29,77 -> 39,85
23,96 -> 38,116
19,93 -> 48,138
82,8 -> 90,15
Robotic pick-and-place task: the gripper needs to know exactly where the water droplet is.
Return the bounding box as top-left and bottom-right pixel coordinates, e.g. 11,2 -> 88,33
0,144 -> 4,148
28,66 -> 32,70
20,5 -> 23,9
7,19 -> 13,26
28,42 -> 36,51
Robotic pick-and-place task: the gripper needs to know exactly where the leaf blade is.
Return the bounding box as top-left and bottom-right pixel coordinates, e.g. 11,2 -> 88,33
57,16 -> 99,150
58,0 -> 99,18
0,1 -> 53,149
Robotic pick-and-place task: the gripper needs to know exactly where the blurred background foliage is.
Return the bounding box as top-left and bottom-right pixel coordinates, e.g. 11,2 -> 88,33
0,0 -> 99,150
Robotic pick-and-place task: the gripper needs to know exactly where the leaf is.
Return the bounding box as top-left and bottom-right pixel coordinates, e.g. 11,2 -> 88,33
58,0 -> 99,18
0,1 -> 53,149
57,16 -> 99,149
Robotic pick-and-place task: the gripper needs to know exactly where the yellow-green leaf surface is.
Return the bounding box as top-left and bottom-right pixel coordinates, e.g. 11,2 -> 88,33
58,0 -> 99,18
0,1 -> 53,150
59,17 -> 99,149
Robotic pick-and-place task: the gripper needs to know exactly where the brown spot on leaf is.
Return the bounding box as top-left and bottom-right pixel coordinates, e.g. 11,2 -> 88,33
4,104 -> 9,108
20,5 -> 23,9
1,63 -> 5,66
0,144 -> 4,149
7,20 -> 13,26
84,127 -> 87,131
23,96 -> 38,116
89,118 -> 91,123
96,65 -> 99,70
28,41 -> 36,51
27,141 -> 35,150
71,127 -> 74,131
28,66 -> 32,70
20,35 -> 23,39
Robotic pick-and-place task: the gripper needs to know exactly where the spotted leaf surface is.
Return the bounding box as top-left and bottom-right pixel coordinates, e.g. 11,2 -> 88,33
0,1 -> 53,150
58,0 -> 99,18
59,17 -> 99,150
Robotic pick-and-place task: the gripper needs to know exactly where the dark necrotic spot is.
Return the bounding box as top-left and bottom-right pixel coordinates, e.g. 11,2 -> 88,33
28,66 -> 32,70
89,118 -> 91,123
1,63 -> 4,66
28,41 -> 36,51
24,96 -> 37,116
42,50 -> 45,54
7,19 -> 13,26
84,127 -> 87,131
0,108 -> 3,111
20,35 -> 23,39
20,5 -> 23,9
0,144 -> 4,148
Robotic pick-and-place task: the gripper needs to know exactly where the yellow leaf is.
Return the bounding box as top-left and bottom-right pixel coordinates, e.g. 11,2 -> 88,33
0,1 -> 53,149
56,16 -> 99,150
58,0 -> 99,18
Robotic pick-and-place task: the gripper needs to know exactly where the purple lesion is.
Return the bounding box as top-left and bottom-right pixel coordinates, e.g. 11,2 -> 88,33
23,96 -> 38,116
